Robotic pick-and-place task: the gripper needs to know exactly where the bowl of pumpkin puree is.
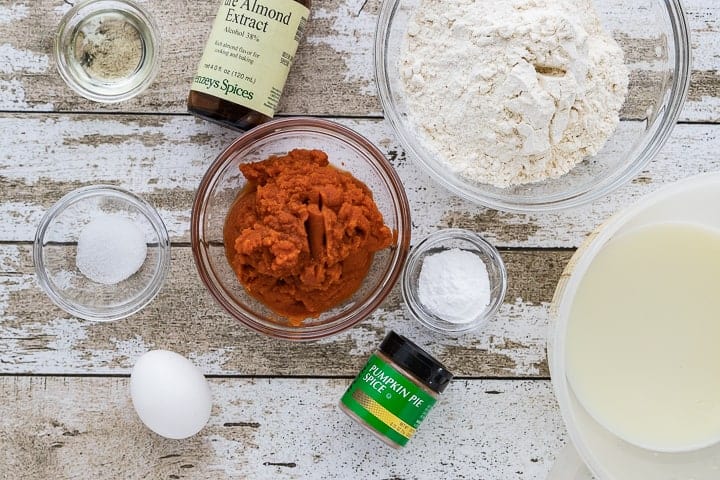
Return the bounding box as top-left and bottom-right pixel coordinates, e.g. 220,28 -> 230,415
191,118 -> 411,341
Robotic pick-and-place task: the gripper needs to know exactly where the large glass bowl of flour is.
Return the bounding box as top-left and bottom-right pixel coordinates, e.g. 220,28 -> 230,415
376,0 -> 690,212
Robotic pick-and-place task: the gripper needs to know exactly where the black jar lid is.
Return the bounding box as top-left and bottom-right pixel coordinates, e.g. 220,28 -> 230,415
379,331 -> 453,394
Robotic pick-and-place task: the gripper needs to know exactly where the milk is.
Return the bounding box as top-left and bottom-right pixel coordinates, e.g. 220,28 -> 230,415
566,222 -> 720,452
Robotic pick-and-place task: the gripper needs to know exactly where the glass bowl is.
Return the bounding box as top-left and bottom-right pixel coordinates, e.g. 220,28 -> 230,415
376,0 -> 691,212
402,229 -> 507,335
55,0 -> 161,103
549,173 -> 720,479
33,185 -> 171,322
191,117 -> 412,341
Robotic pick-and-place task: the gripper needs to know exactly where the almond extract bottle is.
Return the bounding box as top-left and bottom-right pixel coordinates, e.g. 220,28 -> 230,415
188,0 -> 311,131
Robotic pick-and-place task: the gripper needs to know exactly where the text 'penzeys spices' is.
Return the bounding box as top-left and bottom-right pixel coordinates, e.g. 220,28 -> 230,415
340,331 -> 453,448
188,0 -> 311,131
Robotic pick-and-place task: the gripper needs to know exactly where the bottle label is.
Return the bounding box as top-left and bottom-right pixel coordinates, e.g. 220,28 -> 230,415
191,0 -> 310,117
340,354 -> 437,447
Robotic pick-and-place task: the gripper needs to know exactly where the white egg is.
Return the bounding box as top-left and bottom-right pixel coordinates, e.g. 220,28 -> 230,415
130,350 -> 212,439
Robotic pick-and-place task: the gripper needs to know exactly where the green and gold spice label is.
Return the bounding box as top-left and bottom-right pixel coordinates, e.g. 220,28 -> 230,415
191,0 -> 309,117
341,354 -> 437,447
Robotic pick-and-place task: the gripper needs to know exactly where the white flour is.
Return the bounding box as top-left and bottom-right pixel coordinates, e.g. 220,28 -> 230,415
399,0 -> 629,187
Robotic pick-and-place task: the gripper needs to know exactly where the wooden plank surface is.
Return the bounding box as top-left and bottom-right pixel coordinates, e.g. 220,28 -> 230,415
0,244 -> 566,376
0,0 -> 717,122
0,376 -> 565,480
1,115 -> 718,247
1,0 -> 719,477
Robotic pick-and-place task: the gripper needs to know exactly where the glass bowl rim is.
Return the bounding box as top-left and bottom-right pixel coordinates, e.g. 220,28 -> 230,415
54,0 -> 162,103
190,116 -> 412,341
33,184 -> 171,322
374,0 -> 692,212
401,228 -> 508,335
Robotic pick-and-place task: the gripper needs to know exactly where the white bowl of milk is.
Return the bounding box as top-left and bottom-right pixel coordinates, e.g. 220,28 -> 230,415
548,172 -> 720,480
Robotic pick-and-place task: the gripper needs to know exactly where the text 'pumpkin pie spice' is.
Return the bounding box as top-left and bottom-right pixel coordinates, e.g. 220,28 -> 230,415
340,331 -> 453,448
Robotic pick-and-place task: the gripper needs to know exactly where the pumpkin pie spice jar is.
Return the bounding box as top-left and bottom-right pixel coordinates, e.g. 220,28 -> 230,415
340,331 -> 453,448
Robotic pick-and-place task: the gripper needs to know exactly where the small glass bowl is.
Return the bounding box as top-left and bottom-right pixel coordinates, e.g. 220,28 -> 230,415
54,0 -> 161,103
191,117 -> 411,341
34,185 -> 171,322
402,229 -> 507,335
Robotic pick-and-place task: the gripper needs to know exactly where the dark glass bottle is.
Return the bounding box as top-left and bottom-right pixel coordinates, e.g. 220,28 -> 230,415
188,0 -> 311,131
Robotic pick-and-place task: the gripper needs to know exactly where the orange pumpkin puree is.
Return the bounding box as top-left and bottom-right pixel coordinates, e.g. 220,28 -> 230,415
223,149 -> 394,324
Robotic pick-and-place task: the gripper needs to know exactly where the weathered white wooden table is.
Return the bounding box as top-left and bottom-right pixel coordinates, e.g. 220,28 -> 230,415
0,1 -> 718,478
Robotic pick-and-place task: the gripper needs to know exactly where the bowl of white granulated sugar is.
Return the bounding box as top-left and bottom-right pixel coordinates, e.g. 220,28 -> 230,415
34,186 -> 170,322
376,0 -> 690,211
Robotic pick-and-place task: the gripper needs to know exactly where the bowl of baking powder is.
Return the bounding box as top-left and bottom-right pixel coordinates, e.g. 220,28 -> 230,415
401,229 -> 507,335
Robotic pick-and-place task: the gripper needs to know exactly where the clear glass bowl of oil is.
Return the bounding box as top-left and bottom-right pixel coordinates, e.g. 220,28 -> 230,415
54,0 -> 161,103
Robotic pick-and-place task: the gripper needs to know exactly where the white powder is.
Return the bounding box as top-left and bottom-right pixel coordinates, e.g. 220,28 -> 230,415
399,0 -> 629,187
76,215 -> 148,285
418,248 -> 490,323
